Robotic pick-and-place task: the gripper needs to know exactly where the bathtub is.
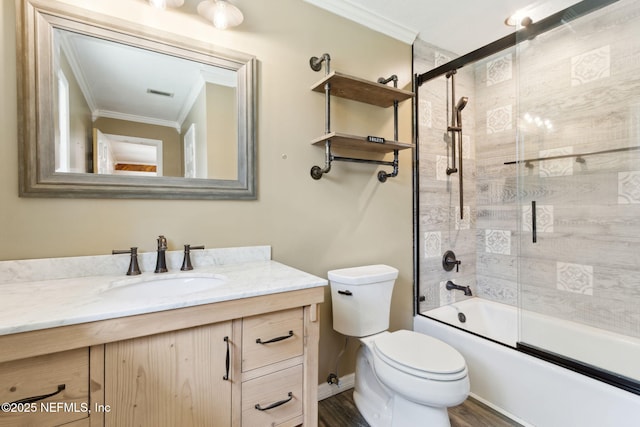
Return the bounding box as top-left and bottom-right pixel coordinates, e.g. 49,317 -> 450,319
414,298 -> 640,427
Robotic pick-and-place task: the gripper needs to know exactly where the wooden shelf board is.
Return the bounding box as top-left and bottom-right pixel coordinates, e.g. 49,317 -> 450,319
311,132 -> 414,154
310,71 -> 414,108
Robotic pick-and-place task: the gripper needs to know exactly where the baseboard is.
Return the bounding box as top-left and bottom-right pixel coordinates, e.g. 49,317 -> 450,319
317,373 -> 355,401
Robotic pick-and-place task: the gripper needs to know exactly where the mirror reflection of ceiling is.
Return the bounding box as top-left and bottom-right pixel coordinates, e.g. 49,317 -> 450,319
56,28 -> 237,131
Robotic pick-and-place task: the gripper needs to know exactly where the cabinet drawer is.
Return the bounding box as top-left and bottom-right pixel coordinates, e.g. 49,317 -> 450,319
0,348 -> 89,427
241,364 -> 303,427
242,308 -> 303,372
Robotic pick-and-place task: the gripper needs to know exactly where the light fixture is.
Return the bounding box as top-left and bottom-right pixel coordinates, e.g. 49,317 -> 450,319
505,11 -> 533,27
197,0 -> 244,30
148,0 -> 184,9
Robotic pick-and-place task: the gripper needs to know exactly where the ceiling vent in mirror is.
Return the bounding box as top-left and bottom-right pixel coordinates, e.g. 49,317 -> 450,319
147,88 -> 175,97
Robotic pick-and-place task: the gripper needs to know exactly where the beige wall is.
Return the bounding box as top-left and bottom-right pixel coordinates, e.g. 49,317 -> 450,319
1,0 -> 413,384
206,83 -> 237,180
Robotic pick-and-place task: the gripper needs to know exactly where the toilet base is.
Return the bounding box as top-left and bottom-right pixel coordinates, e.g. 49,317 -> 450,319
354,385 -> 451,427
353,339 -> 454,427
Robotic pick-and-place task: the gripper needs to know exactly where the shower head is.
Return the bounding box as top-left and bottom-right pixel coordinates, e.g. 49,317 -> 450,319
456,96 -> 469,112
455,96 -> 469,127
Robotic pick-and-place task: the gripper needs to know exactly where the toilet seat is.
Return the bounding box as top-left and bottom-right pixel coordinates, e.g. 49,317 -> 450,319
373,330 -> 468,381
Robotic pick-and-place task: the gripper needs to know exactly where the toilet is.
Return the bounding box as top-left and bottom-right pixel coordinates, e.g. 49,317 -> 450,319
329,265 -> 469,427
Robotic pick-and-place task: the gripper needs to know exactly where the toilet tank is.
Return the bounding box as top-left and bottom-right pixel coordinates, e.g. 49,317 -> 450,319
328,264 -> 398,337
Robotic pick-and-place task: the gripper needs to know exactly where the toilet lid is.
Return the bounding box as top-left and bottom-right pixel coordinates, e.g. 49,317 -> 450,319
373,330 -> 467,381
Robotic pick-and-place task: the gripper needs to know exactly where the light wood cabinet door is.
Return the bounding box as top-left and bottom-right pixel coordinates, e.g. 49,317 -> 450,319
104,322 -> 233,427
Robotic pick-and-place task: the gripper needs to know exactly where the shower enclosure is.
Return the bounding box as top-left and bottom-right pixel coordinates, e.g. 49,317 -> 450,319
415,0 -> 640,394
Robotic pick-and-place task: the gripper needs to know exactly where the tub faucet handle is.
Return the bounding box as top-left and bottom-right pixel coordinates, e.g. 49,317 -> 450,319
181,244 -> 205,271
443,250 -> 461,272
112,247 -> 141,276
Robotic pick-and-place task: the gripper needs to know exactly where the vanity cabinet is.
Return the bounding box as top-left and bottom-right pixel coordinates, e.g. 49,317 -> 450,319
0,287 -> 323,427
104,322 -> 233,427
100,297 -> 320,427
0,348 -> 90,427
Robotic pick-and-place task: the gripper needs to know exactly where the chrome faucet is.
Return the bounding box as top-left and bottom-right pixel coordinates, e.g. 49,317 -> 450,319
446,280 -> 472,296
154,235 -> 168,273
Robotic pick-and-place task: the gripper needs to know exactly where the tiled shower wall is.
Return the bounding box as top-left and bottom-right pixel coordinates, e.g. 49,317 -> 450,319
416,0 -> 640,338
414,41 -> 480,311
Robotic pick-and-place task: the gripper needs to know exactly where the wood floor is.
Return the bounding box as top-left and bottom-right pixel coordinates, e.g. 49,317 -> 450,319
318,389 -> 522,427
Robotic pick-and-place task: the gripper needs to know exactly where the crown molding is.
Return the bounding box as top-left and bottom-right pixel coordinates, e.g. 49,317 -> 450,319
303,0 -> 418,45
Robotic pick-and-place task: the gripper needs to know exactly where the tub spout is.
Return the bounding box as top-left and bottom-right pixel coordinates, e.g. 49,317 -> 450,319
446,280 -> 472,296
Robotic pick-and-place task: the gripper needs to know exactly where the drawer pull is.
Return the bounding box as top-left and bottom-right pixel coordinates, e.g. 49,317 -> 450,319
337,290 -> 352,296
9,384 -> 66,405
254,392 -> 293,411
256,330 -> 294,345
223,336 -> 230,381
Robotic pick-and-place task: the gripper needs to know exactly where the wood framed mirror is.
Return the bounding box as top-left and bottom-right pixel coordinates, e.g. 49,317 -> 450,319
16,0 -> 256,199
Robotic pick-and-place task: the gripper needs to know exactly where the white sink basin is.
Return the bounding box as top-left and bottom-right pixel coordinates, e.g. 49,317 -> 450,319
106,274 -> 227,298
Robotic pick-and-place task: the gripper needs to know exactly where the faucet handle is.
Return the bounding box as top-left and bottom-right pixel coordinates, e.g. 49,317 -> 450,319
112,247 -> 141,276
181,244 -> 205,271
157,235 -> 168,250
442,250 -> 461,272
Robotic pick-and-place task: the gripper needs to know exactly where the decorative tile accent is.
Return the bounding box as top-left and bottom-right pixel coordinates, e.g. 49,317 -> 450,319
487,54 -> 512,86
439,280 -> 455,305
423,232 -> 442,258
486,105 -> 512,134
522,205 -> 554,232
557,262 -> 594,295
455,206 -> 471,230
436,155 -> 448,181
435,51 -> 452,67
571,45 -> 610,86
539,147 -> 574,177
618,171 -> 640,204
419,99 -> 432,129
485,230 -> 511,255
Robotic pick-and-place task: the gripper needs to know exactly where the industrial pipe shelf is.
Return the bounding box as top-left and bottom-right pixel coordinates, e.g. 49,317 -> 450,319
308,53 -> 414,182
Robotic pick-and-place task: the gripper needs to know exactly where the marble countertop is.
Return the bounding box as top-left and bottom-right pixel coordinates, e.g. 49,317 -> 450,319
0,247 -> 327,336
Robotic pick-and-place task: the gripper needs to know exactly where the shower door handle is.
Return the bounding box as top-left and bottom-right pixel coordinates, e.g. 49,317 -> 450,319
531,201 -> 537,243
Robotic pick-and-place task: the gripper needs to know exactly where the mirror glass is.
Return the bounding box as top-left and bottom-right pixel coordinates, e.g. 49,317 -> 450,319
17,1 -> 256,199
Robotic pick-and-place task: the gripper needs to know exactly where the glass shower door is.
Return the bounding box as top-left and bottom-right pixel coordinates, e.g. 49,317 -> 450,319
515,0 -> 640,391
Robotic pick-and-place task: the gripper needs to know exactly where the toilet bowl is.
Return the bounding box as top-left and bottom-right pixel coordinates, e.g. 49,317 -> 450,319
329,265 -> 469,427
